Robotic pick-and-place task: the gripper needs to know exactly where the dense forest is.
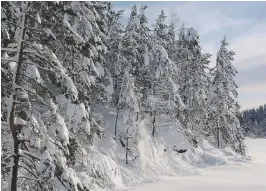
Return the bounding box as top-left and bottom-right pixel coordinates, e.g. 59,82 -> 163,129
1,2 -> 246,191
240,105 -> 266,138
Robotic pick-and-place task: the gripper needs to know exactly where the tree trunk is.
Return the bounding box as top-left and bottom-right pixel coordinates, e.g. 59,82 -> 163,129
151,82 -> 156,137
152,112 -> 156,137
217,116 -> 221,149
72,45 -> 75,82
10,137 -> 20,191
114,108 -> 119,140
9,8 -> 28,191
126,128 -> 129,165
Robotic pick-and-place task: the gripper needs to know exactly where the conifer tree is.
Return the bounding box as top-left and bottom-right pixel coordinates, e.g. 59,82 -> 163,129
1,2 -> 109,190
145,11 -> 183,137
209,37 -> 245,154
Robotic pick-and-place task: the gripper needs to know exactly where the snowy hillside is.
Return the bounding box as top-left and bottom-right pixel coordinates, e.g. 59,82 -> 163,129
133,138 -> 266,191
69,108 -> 249,191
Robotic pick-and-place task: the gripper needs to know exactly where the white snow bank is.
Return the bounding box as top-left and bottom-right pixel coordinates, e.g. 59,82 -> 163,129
70,105 -> 248,191
84,106 -> 247,191
133,138 -> 264,191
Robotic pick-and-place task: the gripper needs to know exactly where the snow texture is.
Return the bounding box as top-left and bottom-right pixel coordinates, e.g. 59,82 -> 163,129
43,28 -> 56,39
36,13 -> 41,24
63,13 -> 84,43
25,64 -> 42,83
14,117 -> 27,125
133,138 -> 264,191
76,107 -> 254,191
57,95 -> 91,135
49,52 -> 79,99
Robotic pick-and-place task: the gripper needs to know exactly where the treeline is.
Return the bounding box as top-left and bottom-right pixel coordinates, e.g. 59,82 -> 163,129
240,105 -> 266,138
1,2 -> 245,190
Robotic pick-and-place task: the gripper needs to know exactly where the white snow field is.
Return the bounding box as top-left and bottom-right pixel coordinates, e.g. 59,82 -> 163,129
132,138 -> 266,191
91,109 -> 264,191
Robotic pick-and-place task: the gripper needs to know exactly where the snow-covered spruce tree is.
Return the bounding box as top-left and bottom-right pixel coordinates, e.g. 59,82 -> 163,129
173,23 -> 188,118
165,10 -> 180,60
3,3 -> 70,190
50,1 -> 110,105
174,23 -> 189,80
104,7 -> 125,139
145,11 -> 183,137
174,27 -> 211,146
1,2 -> 18,185
48,2 -> 110,144
104,5 -> 124,87
113,5 -> 141,163
36,1 -> 114,189
120,4 -> 140,101
122,4 -> 140,75
165,20 -> 176,60
153,10 -> 168,47
200,54 -> 213,138
134,5 -> 152,121
209,37 -> 245,154
117,70 -> 139,164
164,16 -> 188,119
1,2 -> 107,190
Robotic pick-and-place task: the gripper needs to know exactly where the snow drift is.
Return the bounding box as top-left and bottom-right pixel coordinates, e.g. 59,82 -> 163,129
80,106 -> 245,191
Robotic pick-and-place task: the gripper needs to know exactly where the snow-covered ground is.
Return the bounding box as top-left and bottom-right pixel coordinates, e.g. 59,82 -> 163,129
90,109 -> 262,191
132,138 -> 266,191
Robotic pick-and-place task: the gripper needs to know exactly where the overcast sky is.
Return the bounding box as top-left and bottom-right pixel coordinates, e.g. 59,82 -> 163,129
113,1 -> 266,110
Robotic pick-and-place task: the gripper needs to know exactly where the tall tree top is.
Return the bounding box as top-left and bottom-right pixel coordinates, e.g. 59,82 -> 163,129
178,23 -> 186,42
154,10 -> 168,41
217,36 -> 236,68
139,5 -> 148,26
126,4 -> 140,31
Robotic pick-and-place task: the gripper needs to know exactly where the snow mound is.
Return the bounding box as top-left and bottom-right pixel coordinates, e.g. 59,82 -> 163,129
181,139 -> 245,168
80,106 -> 246,191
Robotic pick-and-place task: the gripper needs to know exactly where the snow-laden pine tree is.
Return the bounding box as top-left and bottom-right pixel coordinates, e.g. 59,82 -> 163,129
1,2 -> 86,190
144,11 -> 183,137
153,10 -> 168,47
51,1 -> 109,141
117,70 -> 139,164
165,20 -> 176,59
174,23 -> 189,101
1,2 -> 17,183
52,1 -> 109,104
134,5 -> 152,121
165,10 -> 180,59
137,4 -> 150,71
122,4 -> 140,75
174,27 -> 211,146
113,5 -> 142,163
209,37 -> 245,154
1,1 -> 110,190
104,5 -> 124,88
103,6 -> 125,139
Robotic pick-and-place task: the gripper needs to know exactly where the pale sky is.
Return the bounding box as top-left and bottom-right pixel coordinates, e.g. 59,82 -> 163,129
113,1 -> 266,110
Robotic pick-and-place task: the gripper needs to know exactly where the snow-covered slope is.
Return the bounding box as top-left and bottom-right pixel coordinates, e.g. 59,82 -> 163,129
82,107 -> 250,191
132,138 -> 266,191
